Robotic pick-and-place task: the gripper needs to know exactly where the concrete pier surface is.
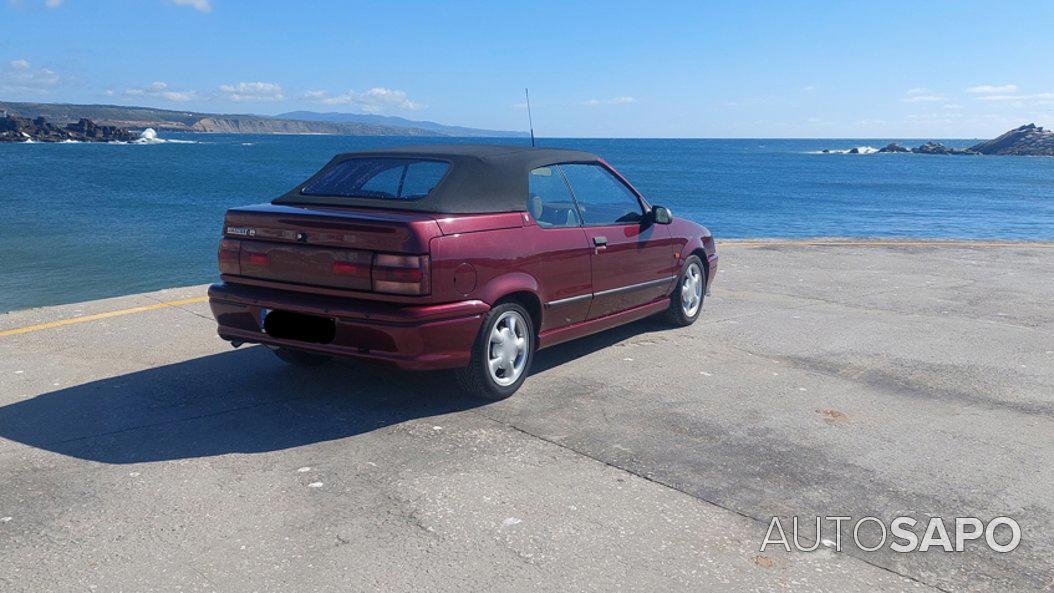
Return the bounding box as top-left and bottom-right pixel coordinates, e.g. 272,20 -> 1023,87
1,240 -> 1052,593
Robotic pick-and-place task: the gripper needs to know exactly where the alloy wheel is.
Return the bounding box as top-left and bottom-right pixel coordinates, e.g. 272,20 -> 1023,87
681,262 -> 703,317
488,310 -> 528,386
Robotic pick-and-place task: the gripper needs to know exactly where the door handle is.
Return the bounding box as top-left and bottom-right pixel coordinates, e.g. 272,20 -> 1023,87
593,236 -> 608,247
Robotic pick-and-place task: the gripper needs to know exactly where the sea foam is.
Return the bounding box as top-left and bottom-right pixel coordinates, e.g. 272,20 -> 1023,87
126,128 -> 197,144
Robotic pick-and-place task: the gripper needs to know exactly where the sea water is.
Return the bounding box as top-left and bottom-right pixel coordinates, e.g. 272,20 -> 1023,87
1,134 -> 1052,312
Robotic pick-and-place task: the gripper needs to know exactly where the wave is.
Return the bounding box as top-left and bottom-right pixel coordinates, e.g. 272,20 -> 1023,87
124,128 -> 198,144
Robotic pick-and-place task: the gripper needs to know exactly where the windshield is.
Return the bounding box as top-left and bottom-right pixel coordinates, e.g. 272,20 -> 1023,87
300,158 -> 449,200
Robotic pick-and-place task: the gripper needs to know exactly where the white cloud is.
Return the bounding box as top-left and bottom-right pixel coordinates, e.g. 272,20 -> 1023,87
305,87 -> 423,112
975,91 -> 1054,104
901,88 -> 945,103
583,96 -> 636,106
967,84 -> 1017,94
169,0 -> 212,12
0,59 -> 59,93
125,81 -> 197,102
7,0 -> 64,8
219,81 -> 284,102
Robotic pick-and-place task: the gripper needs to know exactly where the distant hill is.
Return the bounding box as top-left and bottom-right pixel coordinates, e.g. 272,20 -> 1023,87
0,101 -> 516,137
275,110 -> 525,137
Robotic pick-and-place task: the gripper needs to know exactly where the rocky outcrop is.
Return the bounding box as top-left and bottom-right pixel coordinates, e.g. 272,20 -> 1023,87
968,123 -> 1054,156
822,124 -> 1054,157
878,143 -> 910,153
910,142 -> 976,155
0,114 -> 138,142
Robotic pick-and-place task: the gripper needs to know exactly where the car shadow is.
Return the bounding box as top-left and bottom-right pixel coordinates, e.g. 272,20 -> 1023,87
0,316 -> 671,464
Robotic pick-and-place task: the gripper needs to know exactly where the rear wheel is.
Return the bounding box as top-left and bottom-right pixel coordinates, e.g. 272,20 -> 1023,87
457,302 -> 535,401
271,346 -> 331,367
665,255 -> 705,326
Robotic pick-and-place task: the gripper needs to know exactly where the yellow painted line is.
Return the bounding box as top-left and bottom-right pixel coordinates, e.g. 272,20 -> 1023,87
727,240 -> 1053,248
0,296 -> 209,337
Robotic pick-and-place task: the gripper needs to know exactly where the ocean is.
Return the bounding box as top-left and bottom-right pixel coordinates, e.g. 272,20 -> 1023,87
1,134 -> 1052,313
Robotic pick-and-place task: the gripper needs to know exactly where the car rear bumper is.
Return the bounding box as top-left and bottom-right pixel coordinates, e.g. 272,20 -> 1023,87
208,282 -> 488,370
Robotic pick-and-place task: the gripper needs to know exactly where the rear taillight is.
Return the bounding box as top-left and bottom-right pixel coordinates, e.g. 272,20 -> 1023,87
332,261 -> 370,278
245,252 -> 269,266
372,254 -> 430,295
218,239 -> 241,274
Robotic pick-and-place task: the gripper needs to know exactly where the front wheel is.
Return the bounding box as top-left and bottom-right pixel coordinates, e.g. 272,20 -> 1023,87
456,302 -> 535,401
665,255 -> 705,327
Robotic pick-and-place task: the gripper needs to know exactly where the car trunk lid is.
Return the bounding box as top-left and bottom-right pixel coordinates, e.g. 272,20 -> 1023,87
220,203 -> 441,294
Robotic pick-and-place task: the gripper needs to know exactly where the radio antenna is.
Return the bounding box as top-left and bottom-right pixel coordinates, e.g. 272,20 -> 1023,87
524,87 -> 536,147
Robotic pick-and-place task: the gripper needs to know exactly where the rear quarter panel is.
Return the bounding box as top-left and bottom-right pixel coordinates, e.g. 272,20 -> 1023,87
430,223 -> 594,332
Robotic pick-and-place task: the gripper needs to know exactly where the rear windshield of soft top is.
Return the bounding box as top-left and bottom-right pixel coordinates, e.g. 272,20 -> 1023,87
300,157 -> 450,200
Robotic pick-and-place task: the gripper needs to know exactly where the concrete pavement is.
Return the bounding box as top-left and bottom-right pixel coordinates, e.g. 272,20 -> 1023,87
1,241 -> 1052,592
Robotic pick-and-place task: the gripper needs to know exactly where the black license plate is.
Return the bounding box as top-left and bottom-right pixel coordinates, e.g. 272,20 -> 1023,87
262,310 -> 336,344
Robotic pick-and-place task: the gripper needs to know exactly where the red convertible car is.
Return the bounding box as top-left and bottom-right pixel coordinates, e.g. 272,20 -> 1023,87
209,145 -> 717,399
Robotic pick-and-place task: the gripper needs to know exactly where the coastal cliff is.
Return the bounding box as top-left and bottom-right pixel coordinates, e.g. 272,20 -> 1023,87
187,116 -> 435,135
0,101 -> 523,137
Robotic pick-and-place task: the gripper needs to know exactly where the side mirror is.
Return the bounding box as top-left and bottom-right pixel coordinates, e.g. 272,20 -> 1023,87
651,205 -> 673,225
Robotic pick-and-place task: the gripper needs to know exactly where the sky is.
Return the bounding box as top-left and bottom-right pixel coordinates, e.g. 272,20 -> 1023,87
2,0 -> 1053,138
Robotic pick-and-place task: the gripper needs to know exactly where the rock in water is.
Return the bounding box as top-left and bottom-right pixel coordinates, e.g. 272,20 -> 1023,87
878,143 -> 910,153
910,142 -> 975,155
968,123 -> 1054,156
0,114 -> 138,143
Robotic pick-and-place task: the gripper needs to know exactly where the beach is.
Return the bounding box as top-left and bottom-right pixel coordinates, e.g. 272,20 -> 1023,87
2,240 -> 1051,592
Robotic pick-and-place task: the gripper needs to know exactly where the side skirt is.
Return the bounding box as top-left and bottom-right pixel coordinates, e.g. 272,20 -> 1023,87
537,297 -> 669,350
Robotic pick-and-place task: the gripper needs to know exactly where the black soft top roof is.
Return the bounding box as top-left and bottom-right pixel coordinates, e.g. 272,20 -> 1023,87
273,144 -> 602,214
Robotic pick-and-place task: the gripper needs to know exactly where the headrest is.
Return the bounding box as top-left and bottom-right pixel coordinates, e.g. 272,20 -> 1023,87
527,195 -> 543,220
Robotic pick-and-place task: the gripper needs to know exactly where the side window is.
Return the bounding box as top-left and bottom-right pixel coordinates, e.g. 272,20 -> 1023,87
527,166 -> 581,228
559,164 -> 643,226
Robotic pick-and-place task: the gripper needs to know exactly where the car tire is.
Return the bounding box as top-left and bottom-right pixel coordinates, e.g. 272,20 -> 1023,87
456,302 -> 535,401
271,346 -> 331,367
665,255 -> 706,327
